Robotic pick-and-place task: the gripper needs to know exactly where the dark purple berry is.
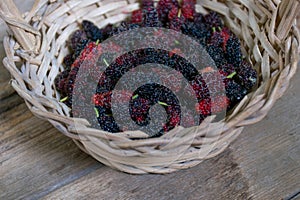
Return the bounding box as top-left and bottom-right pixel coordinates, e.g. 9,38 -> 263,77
55,70 -> 70,93
236,61 -> 257,90
101,24 -> 114,40
168,16 -> 185,31
82,20 -> 103,41
205,11 -> 223,28
181,21 -> 211,46
225,36 -> 242,68
225,80 -> 247,104
206,44 -> 227,67
193,13 -> 205,24
110,21 -> 140,36
69,30 -> 87,51
208,31 -> 224,47
63,54 -> 74,70
142,0 -> 161,27
157,0 -> 179,25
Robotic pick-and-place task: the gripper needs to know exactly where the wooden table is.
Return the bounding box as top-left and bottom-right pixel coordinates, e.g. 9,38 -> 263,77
1,2 -> 300,200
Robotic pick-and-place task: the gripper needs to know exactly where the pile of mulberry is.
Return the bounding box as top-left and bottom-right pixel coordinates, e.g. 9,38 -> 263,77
55,0 -> 257,137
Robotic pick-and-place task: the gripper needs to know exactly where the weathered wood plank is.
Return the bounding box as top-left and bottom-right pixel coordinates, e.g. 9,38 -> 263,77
41,149 -> 250,200
0,103 -> 102,200
0,40 -> 11,84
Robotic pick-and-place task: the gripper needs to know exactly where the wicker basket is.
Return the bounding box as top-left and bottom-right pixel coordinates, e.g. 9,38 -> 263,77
0,0 -> 299,174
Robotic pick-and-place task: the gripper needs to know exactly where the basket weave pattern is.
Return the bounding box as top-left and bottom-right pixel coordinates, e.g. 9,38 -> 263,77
0,0 -> 299,174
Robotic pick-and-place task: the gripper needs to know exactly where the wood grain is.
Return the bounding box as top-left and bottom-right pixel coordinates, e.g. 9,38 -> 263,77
0,1 -> 299,199
41,149 -> 250,200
